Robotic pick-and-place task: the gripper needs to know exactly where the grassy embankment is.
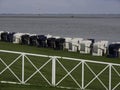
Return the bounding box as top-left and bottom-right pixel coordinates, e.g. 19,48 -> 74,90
0,41 -> 120,90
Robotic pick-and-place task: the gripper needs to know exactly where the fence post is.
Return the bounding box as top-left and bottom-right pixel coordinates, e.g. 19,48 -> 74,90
22,53 -> 25,84
109,64 -> 112,90
82,61 -> 85,89
52,56 -> 56,86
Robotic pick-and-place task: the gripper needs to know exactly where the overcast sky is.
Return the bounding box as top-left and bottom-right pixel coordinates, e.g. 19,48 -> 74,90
0,0 -> 120,14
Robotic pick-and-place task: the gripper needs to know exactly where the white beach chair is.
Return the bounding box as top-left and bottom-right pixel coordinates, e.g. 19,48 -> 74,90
80,40 -> 92,54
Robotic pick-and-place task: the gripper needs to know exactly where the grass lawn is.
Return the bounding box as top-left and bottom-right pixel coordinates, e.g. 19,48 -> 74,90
0,41 -> 120,63
0,83 -> 68,90
0,41 -> 120,90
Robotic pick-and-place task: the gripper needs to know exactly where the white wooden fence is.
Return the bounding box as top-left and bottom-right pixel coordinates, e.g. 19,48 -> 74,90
0,50 -> 120,90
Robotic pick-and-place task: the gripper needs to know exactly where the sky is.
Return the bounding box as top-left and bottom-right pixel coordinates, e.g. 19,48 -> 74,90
0,0 -> 120,14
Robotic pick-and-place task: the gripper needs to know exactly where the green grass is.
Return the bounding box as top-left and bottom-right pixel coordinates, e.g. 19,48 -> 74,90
0,41 -> 120,63
0,83 -> 67,90
0,41 -> 120,90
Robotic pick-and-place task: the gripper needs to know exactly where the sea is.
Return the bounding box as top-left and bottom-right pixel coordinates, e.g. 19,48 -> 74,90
0,16 -> 120,43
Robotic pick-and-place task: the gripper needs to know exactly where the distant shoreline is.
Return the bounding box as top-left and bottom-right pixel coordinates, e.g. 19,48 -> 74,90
0,14 -> 120,18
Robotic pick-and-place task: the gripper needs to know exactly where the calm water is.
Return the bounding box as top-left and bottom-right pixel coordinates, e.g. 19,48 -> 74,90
0,17 -> 120,43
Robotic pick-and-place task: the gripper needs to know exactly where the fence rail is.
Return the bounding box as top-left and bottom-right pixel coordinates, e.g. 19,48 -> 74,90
0,50 -> 120,90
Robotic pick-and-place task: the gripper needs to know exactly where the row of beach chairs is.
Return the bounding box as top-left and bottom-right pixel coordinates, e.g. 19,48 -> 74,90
0,31 -> 120,58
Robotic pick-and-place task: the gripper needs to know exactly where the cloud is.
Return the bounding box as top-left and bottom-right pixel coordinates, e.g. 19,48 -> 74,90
0,0 -> 120,14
